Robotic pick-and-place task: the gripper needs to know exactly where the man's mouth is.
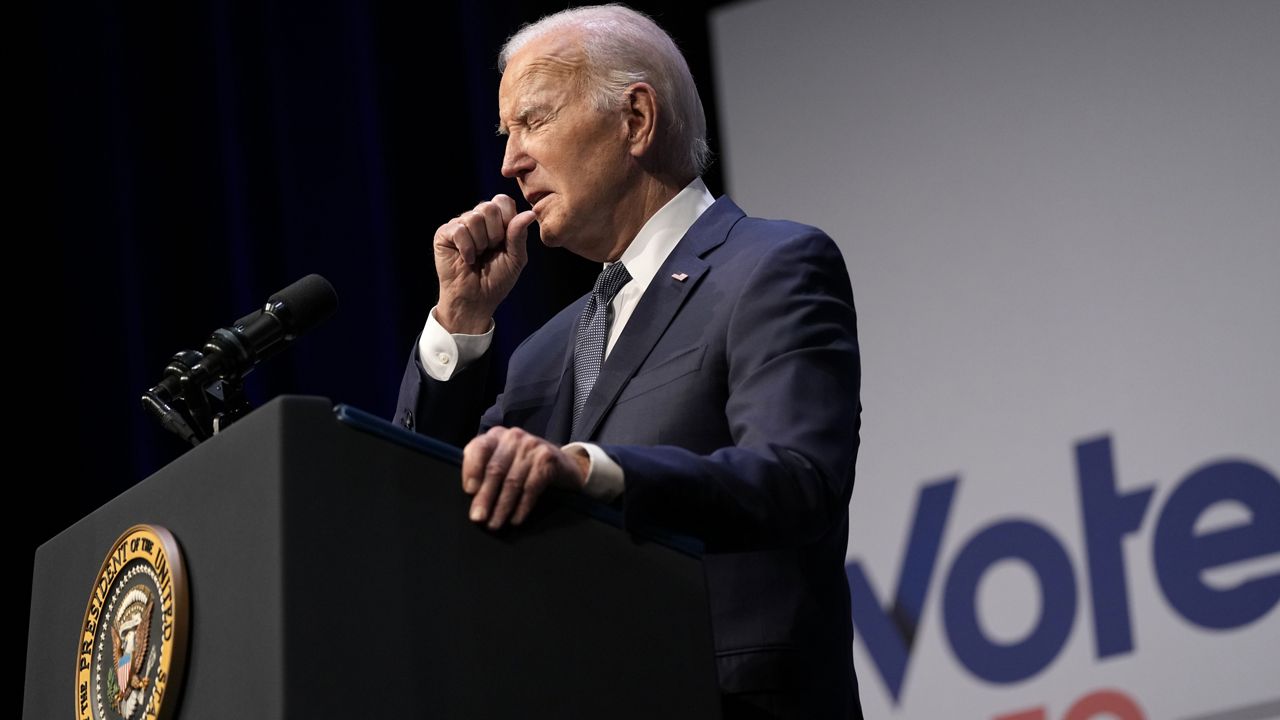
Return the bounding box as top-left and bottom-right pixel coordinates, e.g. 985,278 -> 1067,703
526,191 -> 552,213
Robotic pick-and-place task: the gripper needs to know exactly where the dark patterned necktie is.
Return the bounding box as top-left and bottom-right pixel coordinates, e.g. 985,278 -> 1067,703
572,262 -> 632,436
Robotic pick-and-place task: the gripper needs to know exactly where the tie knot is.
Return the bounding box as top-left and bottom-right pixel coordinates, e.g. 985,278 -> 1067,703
593,262 -> 632,304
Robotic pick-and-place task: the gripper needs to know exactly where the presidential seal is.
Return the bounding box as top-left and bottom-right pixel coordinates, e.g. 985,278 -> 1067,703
76,525 -> 189,720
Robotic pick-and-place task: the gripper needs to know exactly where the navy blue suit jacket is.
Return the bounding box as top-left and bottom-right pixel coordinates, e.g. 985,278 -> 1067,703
396,197 -> 861,715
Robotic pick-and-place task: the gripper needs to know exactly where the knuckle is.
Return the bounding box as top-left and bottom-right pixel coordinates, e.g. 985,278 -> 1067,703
445,225 -> 468,245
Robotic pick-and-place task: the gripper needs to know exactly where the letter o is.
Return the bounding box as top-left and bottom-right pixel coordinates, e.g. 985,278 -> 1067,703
943,520 -> 1077,683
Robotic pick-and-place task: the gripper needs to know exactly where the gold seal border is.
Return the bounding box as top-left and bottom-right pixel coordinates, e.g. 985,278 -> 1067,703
75,524 -> 190,720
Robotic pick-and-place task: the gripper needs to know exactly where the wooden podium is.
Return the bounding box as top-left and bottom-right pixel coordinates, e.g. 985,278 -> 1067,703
24,396 -> 720,718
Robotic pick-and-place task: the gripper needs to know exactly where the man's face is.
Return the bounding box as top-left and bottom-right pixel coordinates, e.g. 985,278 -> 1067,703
497,34 -> 635,261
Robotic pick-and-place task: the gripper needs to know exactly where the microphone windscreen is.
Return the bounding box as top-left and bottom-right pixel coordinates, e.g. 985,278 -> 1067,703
268,273 -> 339,332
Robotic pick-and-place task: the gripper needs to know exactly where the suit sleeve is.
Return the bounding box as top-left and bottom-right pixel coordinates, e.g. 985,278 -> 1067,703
394,341 -> 497,448
602,229 -> 861,553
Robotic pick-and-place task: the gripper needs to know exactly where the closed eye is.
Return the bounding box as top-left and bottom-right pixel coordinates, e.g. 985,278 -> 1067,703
498,103 -> 554,136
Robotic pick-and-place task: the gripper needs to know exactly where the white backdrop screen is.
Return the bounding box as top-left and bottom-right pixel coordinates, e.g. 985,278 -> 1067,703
710,1 -> 1279,718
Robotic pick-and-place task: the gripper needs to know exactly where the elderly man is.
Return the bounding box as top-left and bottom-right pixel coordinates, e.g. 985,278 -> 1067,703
396,5 -> 862,717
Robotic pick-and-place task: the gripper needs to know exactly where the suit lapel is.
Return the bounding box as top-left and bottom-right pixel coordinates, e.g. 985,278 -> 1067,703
543,363 -> 576,444
570,196 -> 744,442
540,300 -> 584,445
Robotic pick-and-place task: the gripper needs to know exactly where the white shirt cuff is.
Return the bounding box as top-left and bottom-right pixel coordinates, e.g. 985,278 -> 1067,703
563,442 -> 625,501
418,306 -> 495,381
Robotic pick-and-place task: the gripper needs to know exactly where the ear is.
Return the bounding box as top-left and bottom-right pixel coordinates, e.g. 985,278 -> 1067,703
623,82 -> 659,159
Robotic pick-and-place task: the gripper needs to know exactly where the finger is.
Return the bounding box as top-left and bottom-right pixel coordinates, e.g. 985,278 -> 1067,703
461,432 -> 498,495
508,209 -> 537,241
433,216 -> 461,246
432,218 -> 458,254
439,220 -> 478,266
472,201 -> 505,247
490,440 -> 534,529
506,210 -> 537,266
459,211 -> 493,258
472,430 -> 518,523
491,194 -> 517,225
512,445 -> 555,526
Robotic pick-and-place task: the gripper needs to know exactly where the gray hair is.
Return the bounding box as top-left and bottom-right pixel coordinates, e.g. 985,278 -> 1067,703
498,4 -> 712,179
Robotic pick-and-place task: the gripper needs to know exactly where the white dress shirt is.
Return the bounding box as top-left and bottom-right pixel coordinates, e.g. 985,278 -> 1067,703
418,177 -> 716,499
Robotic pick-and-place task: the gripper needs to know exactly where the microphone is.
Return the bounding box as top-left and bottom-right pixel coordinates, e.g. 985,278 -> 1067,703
225,273 -> 340,368
142,274 -> 339,445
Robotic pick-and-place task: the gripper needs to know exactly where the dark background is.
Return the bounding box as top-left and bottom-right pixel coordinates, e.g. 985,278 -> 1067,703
30,0 -> 728,637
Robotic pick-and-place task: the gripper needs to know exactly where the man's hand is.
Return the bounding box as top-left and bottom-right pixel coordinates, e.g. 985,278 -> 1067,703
462,426 -> 590,529
434,194 -> 538,334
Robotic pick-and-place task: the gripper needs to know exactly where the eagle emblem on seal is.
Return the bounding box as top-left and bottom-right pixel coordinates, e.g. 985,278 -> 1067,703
109,585 -> 155,715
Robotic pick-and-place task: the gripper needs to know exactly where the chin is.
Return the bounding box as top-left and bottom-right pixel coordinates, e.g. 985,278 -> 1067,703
533,216 -> 563,247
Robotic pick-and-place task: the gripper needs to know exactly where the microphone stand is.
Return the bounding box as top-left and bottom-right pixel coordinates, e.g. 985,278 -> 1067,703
140,273 -> 337,447
141,342 -> 253,447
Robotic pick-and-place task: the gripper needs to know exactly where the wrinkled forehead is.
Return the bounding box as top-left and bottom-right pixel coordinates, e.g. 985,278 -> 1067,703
499,32 -> 589,103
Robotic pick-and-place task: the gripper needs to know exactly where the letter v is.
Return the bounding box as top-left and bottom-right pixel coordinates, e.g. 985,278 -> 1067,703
847,477 -> 958,702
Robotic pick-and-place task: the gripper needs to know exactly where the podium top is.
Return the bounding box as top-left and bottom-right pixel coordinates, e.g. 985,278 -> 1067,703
333,400 -> 704,556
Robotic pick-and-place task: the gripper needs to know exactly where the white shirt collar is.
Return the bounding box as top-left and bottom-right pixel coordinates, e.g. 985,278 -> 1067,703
603,177 -> 715,355
610,176 -> 716,291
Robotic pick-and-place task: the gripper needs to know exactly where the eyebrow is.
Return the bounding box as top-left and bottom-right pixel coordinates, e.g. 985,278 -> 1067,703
496,104 -> 543,136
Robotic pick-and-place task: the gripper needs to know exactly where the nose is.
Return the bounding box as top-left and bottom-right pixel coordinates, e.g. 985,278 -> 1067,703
501,133 -> 533,179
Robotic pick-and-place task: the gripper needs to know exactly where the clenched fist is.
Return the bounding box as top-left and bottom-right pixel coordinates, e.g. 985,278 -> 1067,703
434,194 -> 538,334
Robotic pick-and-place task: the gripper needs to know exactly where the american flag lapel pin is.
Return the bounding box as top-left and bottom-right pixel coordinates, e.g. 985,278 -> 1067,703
671,272 -> 689,282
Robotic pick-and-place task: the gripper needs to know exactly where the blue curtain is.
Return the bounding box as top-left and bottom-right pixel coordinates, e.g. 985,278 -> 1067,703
31,0 -> 724,586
